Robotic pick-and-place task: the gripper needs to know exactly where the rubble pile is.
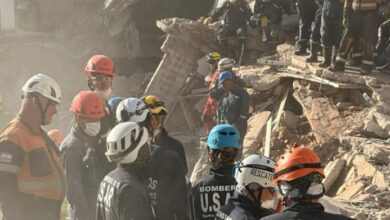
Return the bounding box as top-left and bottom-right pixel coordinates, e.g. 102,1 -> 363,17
149,18 -> 390,219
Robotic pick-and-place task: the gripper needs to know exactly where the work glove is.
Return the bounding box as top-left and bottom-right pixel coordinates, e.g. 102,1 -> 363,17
201,114 -> 214,122
343,8 -> 352,28
203,17 -> 214,25
197,16 -> 205,24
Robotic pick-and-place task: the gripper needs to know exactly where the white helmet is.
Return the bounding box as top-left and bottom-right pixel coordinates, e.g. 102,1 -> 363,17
22,74 -> 62,104
235,154 -> 276,191
218,58 -> 235,70
116,97 -> 149,123
105,122 -> 149,164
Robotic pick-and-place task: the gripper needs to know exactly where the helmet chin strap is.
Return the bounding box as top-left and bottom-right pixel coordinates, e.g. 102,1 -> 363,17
35,95 -> 51,125
246,186 -> 263,206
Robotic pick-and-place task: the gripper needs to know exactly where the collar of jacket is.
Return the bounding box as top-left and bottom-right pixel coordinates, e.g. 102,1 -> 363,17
153,127 -> 169,145
283,201 -> 325,213
230,193 -> 272,218
71,126 -> 95,148
210,164 -> 234,177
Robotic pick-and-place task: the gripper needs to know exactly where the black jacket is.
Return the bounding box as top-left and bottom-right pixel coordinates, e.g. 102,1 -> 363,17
96,164 -> 154,220
191,165 -> 237,220
216,193 -> 274,220
155,128 -> 188,175
60,127 -> 103,220
211,0 -> 253,28
377,19 -> 390,55
260,201 -> 354,220
148,145 -> 190,220
218,86 -> 249,126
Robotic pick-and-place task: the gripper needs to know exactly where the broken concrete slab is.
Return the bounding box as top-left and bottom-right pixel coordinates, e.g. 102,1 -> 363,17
373,112 -> 390,136
324,158 -> 346,193
238,67 -> 281,91
336,180 -> 366,200
320,196 -> 362,218
362,142 -> 390,165
303,97 -> 345,142
363,120 -> 388,139
242,111 -> 271,157
352,155 -> 388,188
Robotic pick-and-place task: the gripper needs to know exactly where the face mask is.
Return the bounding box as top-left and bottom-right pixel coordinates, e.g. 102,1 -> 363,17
94,87 -> 112,100
84,121 -> 101,137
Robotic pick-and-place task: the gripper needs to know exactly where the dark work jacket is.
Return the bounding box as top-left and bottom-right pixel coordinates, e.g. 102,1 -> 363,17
155,128 -> 188,175
218,86 -> 249,126
322,0 -> 343,18
211,0 -> 253,28
216,193 -> 274,220
60,127 -> 103,220
377,20 -> 390,55
148,145 -> 190,220
260,202 -> 354,220
191,165 -> 237,220
96,164 -> 154,220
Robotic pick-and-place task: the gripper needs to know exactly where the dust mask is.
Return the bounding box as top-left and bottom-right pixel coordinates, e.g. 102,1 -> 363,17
84,121 -> 101,137
95,87 -> 112,100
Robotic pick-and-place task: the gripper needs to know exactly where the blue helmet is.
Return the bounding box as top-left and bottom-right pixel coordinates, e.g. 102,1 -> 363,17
207,124 -> 241,150
108,97 -> 123,107
217,71 -> 234,86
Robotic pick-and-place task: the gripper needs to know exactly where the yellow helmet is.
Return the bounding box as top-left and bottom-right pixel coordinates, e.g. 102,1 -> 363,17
206,52 -> 221,63
143,95 -> 167,114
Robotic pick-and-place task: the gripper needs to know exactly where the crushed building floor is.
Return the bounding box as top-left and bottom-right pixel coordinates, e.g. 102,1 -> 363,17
146,18 -> 390,219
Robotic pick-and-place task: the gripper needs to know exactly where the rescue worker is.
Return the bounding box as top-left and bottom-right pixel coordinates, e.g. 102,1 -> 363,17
96,122 -> 154,220
261,145 -> 353,220
209,58 -> 246,102
217,71 -> 249,146
143,95 -> 188,174
250,0 -> 283,42
202,52 -> 221,134
305,0 -> 323,63
48,129 -> 65,148
376,19 -> 390,72
191,124 -> 241,220
216,154 -> 276,220
60,91 -> 106,220
318,0 -> 343,67
84,55 -> 116,176
204,0 -> 253,57
116,97 -> 190,220
330,0 -> 380,74
294,0 -> 319,55
0,74 -> 65,220
107,96 -> 124,127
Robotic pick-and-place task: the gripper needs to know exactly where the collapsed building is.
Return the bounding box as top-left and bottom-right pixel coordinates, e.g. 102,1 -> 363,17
145,18 -> 390,219
0,0 -> 389,219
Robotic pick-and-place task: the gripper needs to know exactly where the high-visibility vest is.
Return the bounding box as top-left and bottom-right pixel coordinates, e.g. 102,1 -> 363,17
0,117 -> 65,200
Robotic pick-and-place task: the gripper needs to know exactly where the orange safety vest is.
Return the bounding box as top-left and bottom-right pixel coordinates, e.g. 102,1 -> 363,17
0,117 -> 65,200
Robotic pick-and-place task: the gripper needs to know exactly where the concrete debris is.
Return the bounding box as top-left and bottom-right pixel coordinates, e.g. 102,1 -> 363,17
146,18 -> 390,218
242,111 -> 271,157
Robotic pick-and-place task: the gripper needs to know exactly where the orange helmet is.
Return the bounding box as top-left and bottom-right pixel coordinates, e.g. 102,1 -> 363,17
273,145 -> 324,184
71,91 -> 106,119
48,129 -> 65,147
84,55 -> 115,76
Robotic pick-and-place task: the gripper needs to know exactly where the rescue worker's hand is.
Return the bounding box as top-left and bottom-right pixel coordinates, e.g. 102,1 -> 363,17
203,17 -> 213,25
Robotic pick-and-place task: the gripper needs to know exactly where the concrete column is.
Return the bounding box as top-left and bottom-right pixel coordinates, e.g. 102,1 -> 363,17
0,0 -> 16,30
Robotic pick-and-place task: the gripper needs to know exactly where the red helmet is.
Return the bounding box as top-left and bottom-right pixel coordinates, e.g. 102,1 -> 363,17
71,91 -> 106,119
84,55 -> 115,76
273,145 -> 324,184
